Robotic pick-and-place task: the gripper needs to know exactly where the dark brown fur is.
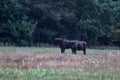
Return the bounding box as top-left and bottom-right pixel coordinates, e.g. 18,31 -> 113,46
54,38 -> 87,55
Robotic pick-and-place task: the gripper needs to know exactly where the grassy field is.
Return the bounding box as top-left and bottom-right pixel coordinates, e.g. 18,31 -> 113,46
0,47 -> 120,80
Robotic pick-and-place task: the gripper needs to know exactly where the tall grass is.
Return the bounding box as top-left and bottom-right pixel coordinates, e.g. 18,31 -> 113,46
0,46 -> 120,80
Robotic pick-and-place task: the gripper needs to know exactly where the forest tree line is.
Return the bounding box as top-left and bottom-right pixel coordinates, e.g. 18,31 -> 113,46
0,0 -> 120,46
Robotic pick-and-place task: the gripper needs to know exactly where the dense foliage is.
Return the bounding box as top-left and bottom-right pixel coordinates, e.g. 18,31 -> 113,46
0,0 -> 120,46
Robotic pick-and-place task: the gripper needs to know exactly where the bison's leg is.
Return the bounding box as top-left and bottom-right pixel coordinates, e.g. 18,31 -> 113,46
71,48 -> 77,54
83,43 -> 86,55
61,48 -> 65,54
83,49 -> 86,55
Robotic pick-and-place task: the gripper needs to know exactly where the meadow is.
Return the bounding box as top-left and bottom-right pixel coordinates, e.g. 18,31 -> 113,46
0,46 -> 120,80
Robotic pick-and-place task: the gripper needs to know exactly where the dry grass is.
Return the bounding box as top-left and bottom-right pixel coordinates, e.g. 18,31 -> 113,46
0,51 -> 120,72
0,47 -> 120,80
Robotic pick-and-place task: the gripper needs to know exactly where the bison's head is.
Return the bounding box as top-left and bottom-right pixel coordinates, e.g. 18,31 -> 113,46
54,38 -> 63,46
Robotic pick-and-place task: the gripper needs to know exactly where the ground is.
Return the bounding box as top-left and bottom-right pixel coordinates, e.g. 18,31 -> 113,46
0,47 -> 120,80
0,52 -> 120,70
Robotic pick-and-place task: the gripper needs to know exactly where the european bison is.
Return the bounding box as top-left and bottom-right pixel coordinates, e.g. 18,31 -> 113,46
54,38 -> 87,55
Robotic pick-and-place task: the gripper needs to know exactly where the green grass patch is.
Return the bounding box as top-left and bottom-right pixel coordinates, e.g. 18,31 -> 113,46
0,46 -> 119,54
0,68 -> 120,80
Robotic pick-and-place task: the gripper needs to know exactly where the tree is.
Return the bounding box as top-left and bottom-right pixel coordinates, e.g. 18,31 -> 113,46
0,0 -> 36,46
0,0 -> 120,46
